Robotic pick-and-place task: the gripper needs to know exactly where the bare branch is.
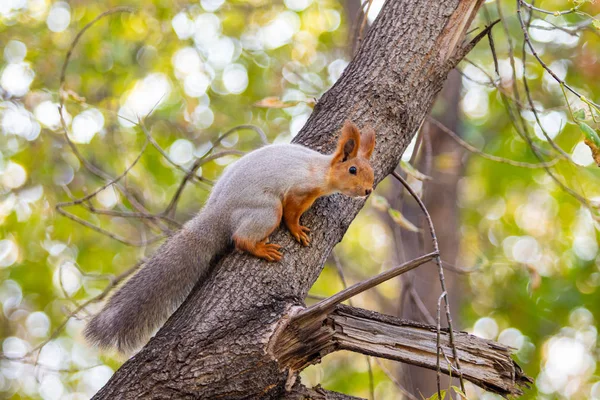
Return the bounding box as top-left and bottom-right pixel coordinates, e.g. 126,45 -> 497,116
163,149 -> 245,217
293,252 -> 437,323
428,117 -> 560,168
408,286 -> 436,325
59,7 -> 135,89
392,171 -> 465,392
450,19 -> 501,68
55,138 -> 181,234
436,291 -> 447,397
138,121 -> 215,187
356,0 -> 374,51
517,0 -> 600,110
55,202 -> 166,247
273,305 -> 533,397
519,3 -> 574,161
373,359 -> 419,400
57,138 -> 149,206
480,2 -> 598,212
520,0 -> 581,16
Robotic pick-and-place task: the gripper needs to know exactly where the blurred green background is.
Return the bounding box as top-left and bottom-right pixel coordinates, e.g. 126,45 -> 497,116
1,0 -> 599,399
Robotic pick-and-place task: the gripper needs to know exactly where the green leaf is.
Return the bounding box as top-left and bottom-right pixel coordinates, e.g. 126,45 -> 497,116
388,208 -> 421,232
578,122 -> 600,148
578,122 -> 600,166
573,109 -> 586,120
371,195 -> 390,212
401,160 -> 432,181
426,390 -> 447,400
451,386 -> 468,400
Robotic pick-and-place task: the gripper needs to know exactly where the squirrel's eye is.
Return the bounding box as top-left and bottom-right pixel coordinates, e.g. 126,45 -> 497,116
349,166 -> 357,175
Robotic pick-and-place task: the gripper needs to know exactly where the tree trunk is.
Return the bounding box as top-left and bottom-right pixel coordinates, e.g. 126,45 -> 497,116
92,1 -> 508,399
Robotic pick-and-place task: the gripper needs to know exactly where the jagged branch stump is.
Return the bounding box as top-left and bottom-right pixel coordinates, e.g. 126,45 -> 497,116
93,1 -> 530,398
274,305 -> 531,397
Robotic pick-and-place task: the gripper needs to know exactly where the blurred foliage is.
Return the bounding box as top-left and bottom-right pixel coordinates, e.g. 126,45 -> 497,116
454,1 -> 600,399
0,0 -> 599,399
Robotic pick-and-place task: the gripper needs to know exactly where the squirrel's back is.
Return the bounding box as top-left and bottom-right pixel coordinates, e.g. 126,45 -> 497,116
208,144 -> 330,207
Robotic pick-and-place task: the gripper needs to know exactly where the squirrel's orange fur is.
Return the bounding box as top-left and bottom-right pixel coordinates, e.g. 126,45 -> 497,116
280,121 -> 376,252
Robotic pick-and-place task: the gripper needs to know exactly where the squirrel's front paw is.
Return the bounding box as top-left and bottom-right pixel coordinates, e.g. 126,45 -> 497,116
290,225 -> 310,247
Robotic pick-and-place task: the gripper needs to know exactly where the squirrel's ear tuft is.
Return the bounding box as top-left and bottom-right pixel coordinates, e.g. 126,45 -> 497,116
359,127 -> 375,159
332,120 -> 360,163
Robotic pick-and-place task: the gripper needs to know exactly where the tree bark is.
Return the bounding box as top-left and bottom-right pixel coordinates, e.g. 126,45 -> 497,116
92,1 -> 505,399
274,305 -> 530,397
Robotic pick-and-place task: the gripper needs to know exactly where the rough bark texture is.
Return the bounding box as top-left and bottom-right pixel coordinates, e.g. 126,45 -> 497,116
286,383 -> 366,400
94,1 -> 489,398
274,305 -> 530,397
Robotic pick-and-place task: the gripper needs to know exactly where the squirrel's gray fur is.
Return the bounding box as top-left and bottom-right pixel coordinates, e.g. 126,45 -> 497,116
84,144 -> 336,353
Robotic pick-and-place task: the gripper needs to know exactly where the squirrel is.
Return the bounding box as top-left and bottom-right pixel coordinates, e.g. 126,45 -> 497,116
84,120 -> 376,353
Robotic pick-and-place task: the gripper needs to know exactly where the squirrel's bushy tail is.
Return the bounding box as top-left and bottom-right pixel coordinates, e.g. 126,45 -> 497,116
84,212 -> 226,353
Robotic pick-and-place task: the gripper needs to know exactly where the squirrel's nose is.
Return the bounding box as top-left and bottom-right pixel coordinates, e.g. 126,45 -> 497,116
365,188 -> 373,195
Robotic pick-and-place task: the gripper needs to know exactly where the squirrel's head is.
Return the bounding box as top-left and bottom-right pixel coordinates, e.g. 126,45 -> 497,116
328,120 -> 376,198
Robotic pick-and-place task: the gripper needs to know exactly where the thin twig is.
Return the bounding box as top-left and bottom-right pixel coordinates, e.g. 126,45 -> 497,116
497,0 -> 530,137
373,359 -> 420,400
392,171 -> 465,393
481,5 -> 595,213
59,7 -> 135,90
529,19 -> 581,36
138,120 -> 221,187
493,2 -> 597,211
357,0 -> 374,50
367,359 -> 375,400
294,252 -> 437,323
436,291 -> 447,399
428,117 -> 559,168
55,137 -> 179,232
461,58 -> 564,115
55,201 -> 165,246
519,3 -> 573,161
331,251 -> 349,290
517,0 -> 600,110
58,138 -> 149,206
520,0 -> 580,16
5,359 -> 103,373
409,287 -> 436,325
395,124 -> 426,320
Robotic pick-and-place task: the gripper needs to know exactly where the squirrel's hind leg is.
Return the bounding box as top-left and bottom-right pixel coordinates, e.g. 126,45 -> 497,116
232,203 -> 283,262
